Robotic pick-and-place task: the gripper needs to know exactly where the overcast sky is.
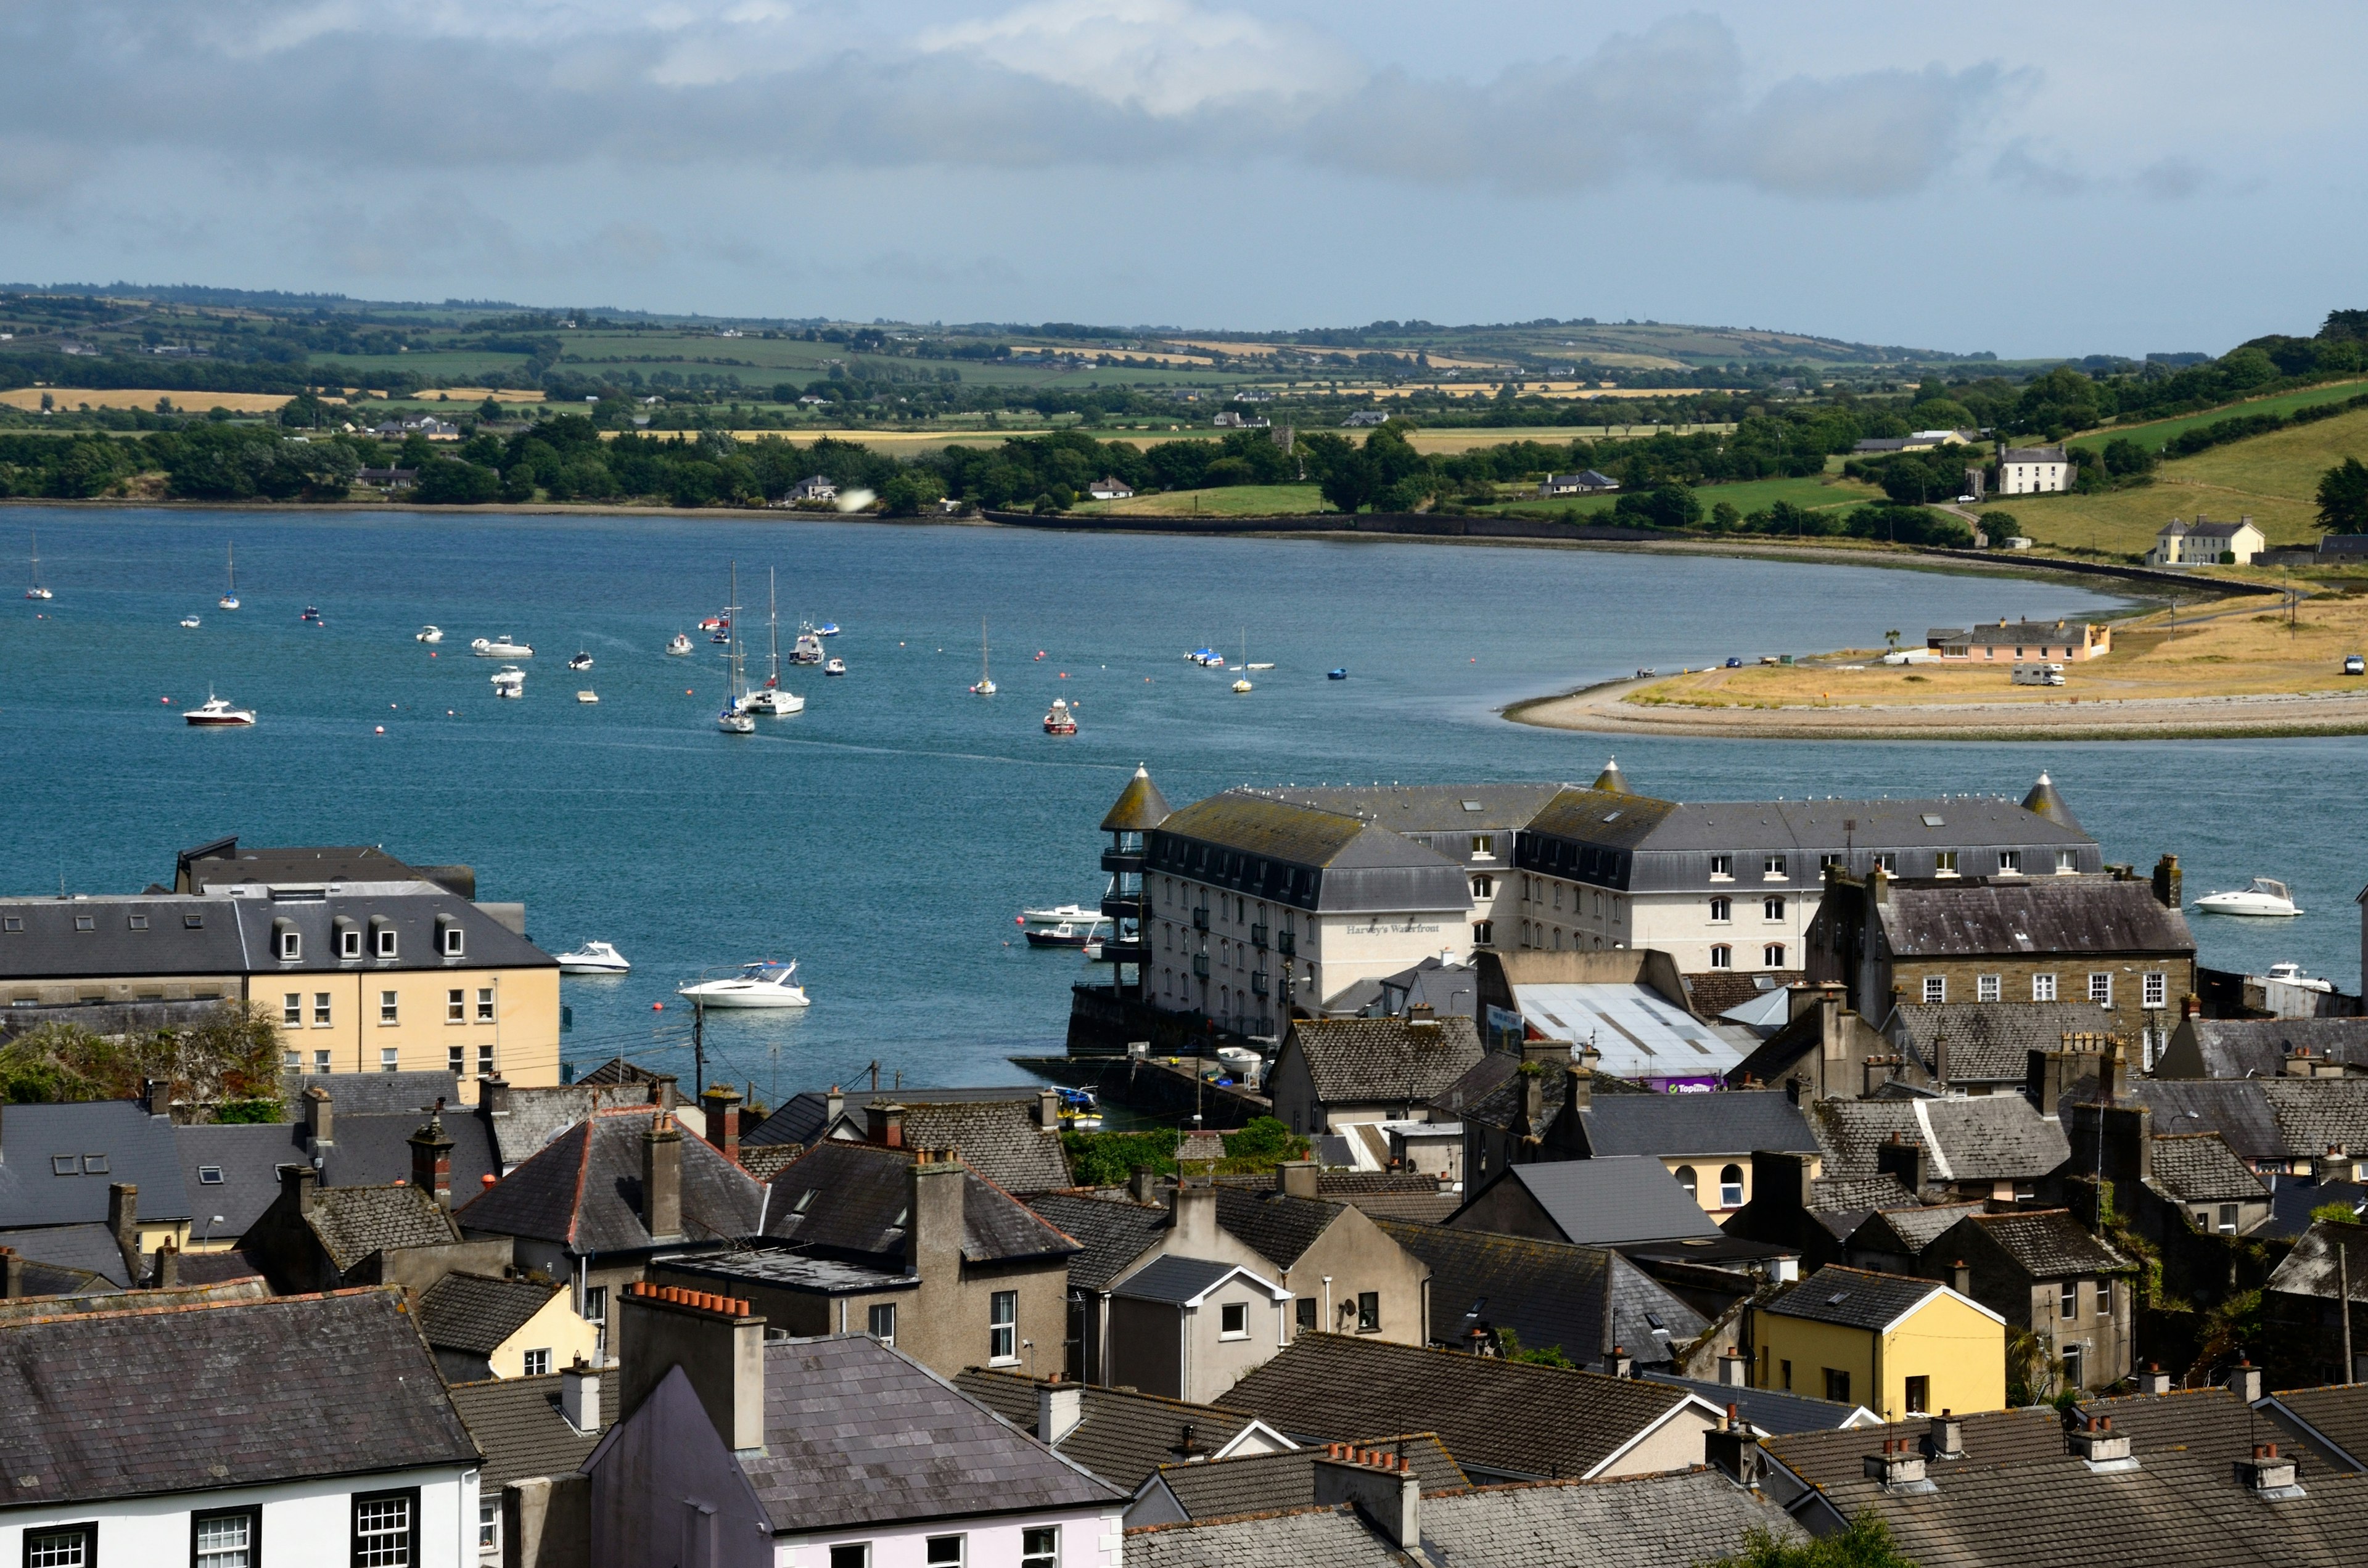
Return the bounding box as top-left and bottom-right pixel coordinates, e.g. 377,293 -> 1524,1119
2,2 -> 2353,356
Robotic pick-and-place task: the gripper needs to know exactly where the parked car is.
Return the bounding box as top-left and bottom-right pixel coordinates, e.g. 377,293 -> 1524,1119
2345,654 -> 2364,676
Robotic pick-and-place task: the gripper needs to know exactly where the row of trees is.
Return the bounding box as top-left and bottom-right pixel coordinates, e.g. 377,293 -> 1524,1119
0,1001 -> 282,1115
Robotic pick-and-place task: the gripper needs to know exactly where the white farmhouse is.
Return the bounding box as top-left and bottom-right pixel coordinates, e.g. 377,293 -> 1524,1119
1996,444 -> 2071,494
2150,514 -> 2266,567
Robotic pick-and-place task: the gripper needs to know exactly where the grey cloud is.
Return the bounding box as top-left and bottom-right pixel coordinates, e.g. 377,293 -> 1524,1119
2136,156 -> 2205,200
1990,139 -> 2210,201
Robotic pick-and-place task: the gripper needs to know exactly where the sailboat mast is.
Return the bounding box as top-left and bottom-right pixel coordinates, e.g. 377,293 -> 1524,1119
768,568 -> 781,684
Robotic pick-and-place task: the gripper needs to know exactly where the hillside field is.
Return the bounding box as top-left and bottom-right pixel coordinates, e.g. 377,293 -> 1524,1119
2068,379 -> 2368,454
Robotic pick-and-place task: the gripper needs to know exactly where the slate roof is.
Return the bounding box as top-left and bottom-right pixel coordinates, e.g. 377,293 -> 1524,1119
1761,1265 -> 1952,1331
1642,1376 -> 1874,1434
0,1222 -> 133,1289
1283,1017 -> 1485,1106
1102,765 -> 1174,832
1027,1192 -> 1168,1290
1127,1503 -> 1408,1568
1429,1052 -> 1520,1121
1114,1255 -> 1283,1305
1453,1157 -> 1722,1247
1221,1334 -> 1706,1480
1575,1090 -> 1816,1157
0,1287 -> 478,1507
2177,1019 -> 2368,1079
1809,1096 -> 2070,1182
1959,1209 -> 2132,1278
741,1085 -> 1060,1149
1148,793 -> 1474,916
1143,1435 -> 1465,1520
1373,1218 -> 1706,1370
2266,1220 -> 2368,1303
419,1271 -> 561,1356
2131,1080 -> 2368,1165
1812,1173 -> 1917,1212
2147,1131 -> 2269,1204
1887,1001 -> 2122,1083
301,1183 -> 463,1273
758,1140 -> 1078,1265
279,1070 -> 461,1117
1874,876 -> 2194,958
1418,1467 -> 1808,1567
738,1143 -> 802,1182
0,887 -> 553,979
448,1372 -> 619,1488
491,1083 -> 646,1170
955,1369 -> 1275,1490
2270,1181 -> 2366,1239
733,1334 -> 1120,1530
2272,1384 -> 2368,1471
1212,1188 -> 1346,1270
885,1099 -> 1072,1193
1848,1202 -> 1986,1258
178,1111 -> 500,1241
456,1107 -> 764,1255
0,1100 -> 191,1228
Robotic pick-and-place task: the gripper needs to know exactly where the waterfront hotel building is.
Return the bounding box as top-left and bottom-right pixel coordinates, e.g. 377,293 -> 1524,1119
1108,766 -> 2097,1039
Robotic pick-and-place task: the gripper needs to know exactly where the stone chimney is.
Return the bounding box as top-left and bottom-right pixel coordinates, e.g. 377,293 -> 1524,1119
1519,1038 -> 1568,1069
302,1084 -> 334,1147
1170,1177 -> 1218,1252
699,1085 -> 742,1166
868,1102 -> 906,1149
149,1242 -> 179,1290
825,1085 -> 845,1128
1875,1133 -> 1928,1197
1566,1061 -> 1594,1114
650,1074 -> 679,1112
482,1077 -> 512,1116
2238,1442 -> 2299,1495
1704,1404 -> 1762,1486
1037,1087 -> 1061,1130
2068,1414 -> 2133,1469
279,1162 -> 318,1215
1867,866 -> 1891,906
1129,1165 -> 1163,1205
1950,1258 -> 1970,1296
641,1112 -> 684,1242
1609,1345 -> 1634,1378
1276,1159 -> 1320,1200
2137,1363 -> 2173,1396
1926,1411 -> 1963,1459
409,1102 -> 454,1207
2182,993 -> 2202,1020
106,1183 -> 140,1278
1038,1377 -> 1083,1444
2152,854 -> 2182,910
616,1283 -> 765,1448
1862,1436 -> 1928,1491
2229,1360 -> 2263,1403
561,1359 -> 601,1432
0,1247 -> 20,1299
1519,1065 -> 1547,1128
1716,1348 -> 1748,1387
1312,1445 -> 1420,1549
908,1148 -> 966,1277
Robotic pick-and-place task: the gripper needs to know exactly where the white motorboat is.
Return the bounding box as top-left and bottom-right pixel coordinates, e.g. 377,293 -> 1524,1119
491,665 -> 525,698
218,543 -> 239,610
416,625 -> 443,643
2264,962 -> 2333,993
667,633 -> 694,657
718,562 -> 755,733
556,940 -> 631,975
744,569 -> 805,714
790,623 -> 826,665
184,692 -> 255,727
25,530 -> 51,601
568,651 -> 594,671
678,961 -> 811,1009
577,690 -> 599,704
180,615 -> 201,629
2193,877 -> 2302,917
971,619 -> 997,696
823,657 -> 846,677
1043,697 -> 1076,734
472,636 -> 533,658
1022,903 -> 1099,926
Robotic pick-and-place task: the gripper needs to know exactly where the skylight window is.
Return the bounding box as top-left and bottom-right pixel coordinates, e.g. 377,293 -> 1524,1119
198,1166 -> 224,1184
1462,800 -> 1484,811
1602,810 -> 1622,822
1921,814 -> 1945,827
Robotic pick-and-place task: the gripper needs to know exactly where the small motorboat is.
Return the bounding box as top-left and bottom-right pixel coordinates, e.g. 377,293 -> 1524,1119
1022,903 -> 1098,926
416,625 -> 443,644
1054,1086 -> 1101,1128
814,622 -> 841,637
300,605 -> 322,623
699,615 -> 726,631
710,628 -> 732,644
823,657 -> 847,676
2193,878 -> 2302,917
667,633 -> 694,657
184,692 -> 255,727
577,690 -> 599,704
1026,919 -> 1109,948
1043,698 -> 1077,734
790,625 -> 825,665
1327,668 -> 1348,680
678,961 -> 810,1009
472,636 -> 533,658
555,940 -> 631,975
179,615 -> 201,629
568,651 -> 594,671
2264,962 -> 2333,993
491,665 -> 525,698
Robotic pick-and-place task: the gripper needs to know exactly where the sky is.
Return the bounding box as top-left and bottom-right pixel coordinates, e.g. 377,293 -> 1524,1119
1,2 -> 2357,357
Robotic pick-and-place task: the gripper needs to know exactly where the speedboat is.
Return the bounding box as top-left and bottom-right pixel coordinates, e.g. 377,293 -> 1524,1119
300,605 -> 322,623
472,636 -> 533,658
1054,1086 -> 1101,1128
2264,962 -> 2333,993
1022,903 -> 1098,925
1043,698 -> 1077,734
577,690 -> 599,704
698,615 -> 726,631
790,625 -> 825,665
667,633 -> 694,657
814,622 -> 841,637
678,961 -> 811,1009
823,657 -> 846,676
416,625 -> 443,643
1026,919 -> 1109,948
1327,668 -> 1348,680
2193,878 -> 2302,917
568,651 -> 593,671
491,665 -> 525,698
555,940 -> 631,975
179,615 -> 201,629
184,692 -> 255,727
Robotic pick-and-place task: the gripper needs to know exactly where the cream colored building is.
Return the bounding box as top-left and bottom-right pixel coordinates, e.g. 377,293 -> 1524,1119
1996,445 -> 2071,495
2150,514 -> 2266,567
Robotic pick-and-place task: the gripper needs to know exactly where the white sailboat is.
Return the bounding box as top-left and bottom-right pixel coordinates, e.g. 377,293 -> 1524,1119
218,543 -> 239,610
743,568 -> 805,715
1231,628 -> 1253,693
971,618 -> 997,696
25,532 -> 51,601
718,562 -> 755,734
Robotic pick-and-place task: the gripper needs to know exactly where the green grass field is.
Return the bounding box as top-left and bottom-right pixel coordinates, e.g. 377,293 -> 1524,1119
2008,403 -> 2368,555
1075,484 -> 1329,517
313,350 -> 532,382
1482,471 -> 1879,520
2070,380 -> 2368,454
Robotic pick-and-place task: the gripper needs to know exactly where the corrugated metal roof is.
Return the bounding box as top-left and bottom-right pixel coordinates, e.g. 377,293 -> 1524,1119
1511,983 -> 1747,1080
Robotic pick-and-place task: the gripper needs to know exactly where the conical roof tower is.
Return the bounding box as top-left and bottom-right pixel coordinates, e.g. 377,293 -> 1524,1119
2021,770 -> 2081,832
1592,757 -> 1631,795
1100,763 -> 1172,833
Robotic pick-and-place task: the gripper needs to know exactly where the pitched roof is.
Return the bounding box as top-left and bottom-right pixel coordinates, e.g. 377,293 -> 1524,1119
1959,1209 -> 2132,1278
884,1099 -> 1072,1193
2177,1019 -> 2368,1080
1454,1157 -> 1722,1247
1430,1052 -> 1520,1121
1761,1265 -> 1967,1331
1114,1255 -> 1286,1305
2266,1220 -> 2368,1303
0,1222 -> 133,1289
1127,1503 -> 1410,1568
448,1372 -> 619,1488
1212,1187 -> 1347,1270
2271,1384 -> 2368,1471
1641,1376 -> 1874,1435
1873,877 -> 2194,959
1149,794 -> 1474,914
419,1271 -> 562,1356
2131,1080 -> 2368,1164
1809,1096 -> 2070,1182
1103,765 -> 1174,832
1887,1000 -> 2123,1083
178,1110 -> 499,1242
0,1100 -> 191,1229
301,1183 -> 463,1272
1283,1017 -> 1486,1106
0,1287 -> 478,1506
1221,1334 -> 1706,1480
1848,1201 -> 1986,1258
2148,1130 -> 2272,1204
1415,1467 -> 1807,1567
456,1107 -> 764,1255
733,1335 -> 1120,1531
1027,1192 -> 1169,1290
1143,1435 -> 1465,1521
1373,1218 -> 1707,1370
955,1369 -> 1275,1491
758,1141 -> 1078,1265
491,1084 -> 648,1170
1576,1090 -> 1817,1158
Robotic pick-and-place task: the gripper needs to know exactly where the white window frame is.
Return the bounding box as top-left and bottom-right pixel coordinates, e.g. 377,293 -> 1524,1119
446,987 -> 466,1022
1762,943 -> 1786,968
1719,1164 -> 1746,1207
1709,897 -> 1732,924
1021,1527 -> 1059,1568
1997,850 -> 2021,874
868,1302 -> 897,1345
1709,855 -> 1733,880
195,1509 -> 257,1568
2142,972 -> 2166,1009
988,1290 -> 1018,1365
313,991 -> 332,1027
379,989 -> 399,1024
522,1348 -> 551,1376
2056,850 -> 2077,873
1763,855 -> 1787,880
282,992 -> 303,1027
442,926 -> 465,957
1763,895 -> 1786,921
1978,974 -> 2001,1002
1219,1300 -> 1249,1340
479,1497 -> 500,1554
1923,975 -> 1947,1004
339,927 -> 362,959
278,930 -> 301,961
1709,945 -> 1732,969
477,986 -> 496,1022
2089,972 -> 2113,1005
380,1046 -> 400,1071
2033,974 -> 2058,1002
376,927 -> 398,958
926,1536 -> 966,1568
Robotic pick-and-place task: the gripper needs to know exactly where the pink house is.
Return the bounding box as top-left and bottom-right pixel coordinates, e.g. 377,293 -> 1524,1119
1925,618 -> 2112,662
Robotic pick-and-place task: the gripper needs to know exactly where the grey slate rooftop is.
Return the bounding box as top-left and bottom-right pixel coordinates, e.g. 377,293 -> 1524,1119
1113,1255 -> 1279,1305
0,1287 -> 479,1508
1809,1095 -> 2070,1182
2171,1018 -> 2368,1080
1761,1265 -> 1948,1331
1211,1187 -> 1349,1270
1453,1157 -> 1722,1247
1126,1503 -> 1408,1568
1886,1000 -> 2123,1083
179,1109 -> 501,1240
0,1100 -> 191,1229
1958,1208 -> 2132,1279
758,1140 -> 1079,1265
652,1246 -> 916,1293
1026,1191 -> 1169,1291
0,1222 -> 134,1289
1641,1375 -> 1875,1434
733,1334 -> 1120,1531
956,1368 -> 1278,1491
457,1106 -> 764,1254
1139,1434 -> 1465,1521
1873,875 -> 2194,958
1283,1017 -> 1486,1105
2147,1131 -> 2270,1204
298,1183 -> 463,1272
2131,1079 -> 2368,1166
418,1270 -> 562,1356
448,1372 -> 619,1488
1574,1088 -> 1817,1157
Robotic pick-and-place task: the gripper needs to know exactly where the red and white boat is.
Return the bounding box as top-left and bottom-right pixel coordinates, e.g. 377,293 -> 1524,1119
1043,699 -> 1077,735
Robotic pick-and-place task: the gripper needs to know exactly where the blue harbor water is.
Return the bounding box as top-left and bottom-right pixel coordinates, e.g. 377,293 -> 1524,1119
4,507 -> 2362,1096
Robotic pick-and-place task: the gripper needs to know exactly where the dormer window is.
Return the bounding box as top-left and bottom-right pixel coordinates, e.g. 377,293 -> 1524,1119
1762,855 -> 1787,880
376,928 -> 398,958
278,930 -> 302,961
1709,856 -> 1733,880
128,915 -> 149,931
441,926 -> 464,958
339,928 -> 362,959
73,916 -> 95,932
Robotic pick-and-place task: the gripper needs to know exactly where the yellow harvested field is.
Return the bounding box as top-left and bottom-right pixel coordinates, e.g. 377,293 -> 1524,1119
0,388 -> 318,413
1371,382 -> 1707,401
403,387 -> 546,403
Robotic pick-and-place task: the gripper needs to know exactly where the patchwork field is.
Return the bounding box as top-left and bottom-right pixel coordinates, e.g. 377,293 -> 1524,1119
2071,380 -> 2368,454
1075,484 -> 1328,517
0,388 -> 305,413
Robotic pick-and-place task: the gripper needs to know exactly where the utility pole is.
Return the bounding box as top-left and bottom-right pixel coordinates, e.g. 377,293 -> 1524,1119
2343,1241 -> 2356,1385
691,1003 -> 705,1096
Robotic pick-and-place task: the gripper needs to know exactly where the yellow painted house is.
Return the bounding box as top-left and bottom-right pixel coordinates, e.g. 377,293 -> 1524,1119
1753,1265 -> 2006,1419
419,1271 -> 601,1382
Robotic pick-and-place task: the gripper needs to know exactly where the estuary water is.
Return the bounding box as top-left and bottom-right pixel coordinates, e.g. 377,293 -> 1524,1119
2,507 -> 2360,1095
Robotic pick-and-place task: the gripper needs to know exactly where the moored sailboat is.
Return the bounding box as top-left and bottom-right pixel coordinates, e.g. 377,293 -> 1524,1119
743,568 -> 805,715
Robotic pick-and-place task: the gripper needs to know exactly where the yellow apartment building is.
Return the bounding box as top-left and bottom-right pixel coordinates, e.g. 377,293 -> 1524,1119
1752,1264 -> 2007,1419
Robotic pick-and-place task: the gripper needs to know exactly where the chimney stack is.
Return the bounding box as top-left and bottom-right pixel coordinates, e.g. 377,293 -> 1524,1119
303,1084 -> 334,1147
482,1077 -> 511,1116
1520,1065 -> 1547,1127
1312,1446 -> 1421,1548
1862,1436 -> 1928,1491
908,1147 -> 966,1276
825,1085 -> 845,1128
1717,1348 -> 1748,1387
1037,1087 -> 1061,1130
106,1183 -> 140,1278
2152,854 -> 2182,910
1038,1378 -> 1083,1445
1927,1410 -> 1963,1459
2137,1363 -> 2172,1396
1875,1133 -> 1928,1197
1951,1258 -> 1970,1297
616,1283 -> 765,1448
1610,1345 -> 1634,1378
868,1102 -> 906,1149
2238,1442 -> 2300,1495
149,1242 -> 179,1291
1566,1061 -> 1594,1114
1704,1403 -> 1762,1487
279,1163 -> 318,1215
561,1360 -> 601,1432
1129,1165 -> 1163,1205
2229,1360 -> 2263,1404
2068,1414 -> 2133,1468
0,1247 -> 20,1299
409,1101 -> 454,1207
1276,1159 -> 1320,1201
2182,993 -> 2202,1020
650,1074 -> 679,1113
641,1112 -> 684,1241
699,1085 -> 742,1166
1170,1176 -> 1217,1252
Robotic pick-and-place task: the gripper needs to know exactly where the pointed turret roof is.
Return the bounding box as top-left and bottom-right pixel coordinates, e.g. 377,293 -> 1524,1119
2021,770 -> 2080,832
1591,757 -> 1630,795
1100,764 -> 1172,832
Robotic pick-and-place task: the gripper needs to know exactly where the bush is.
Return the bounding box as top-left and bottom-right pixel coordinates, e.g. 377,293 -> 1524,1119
1061,1127 -> 1180,1186
1611,482 -> 1703,529
412,458 -> 501,504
